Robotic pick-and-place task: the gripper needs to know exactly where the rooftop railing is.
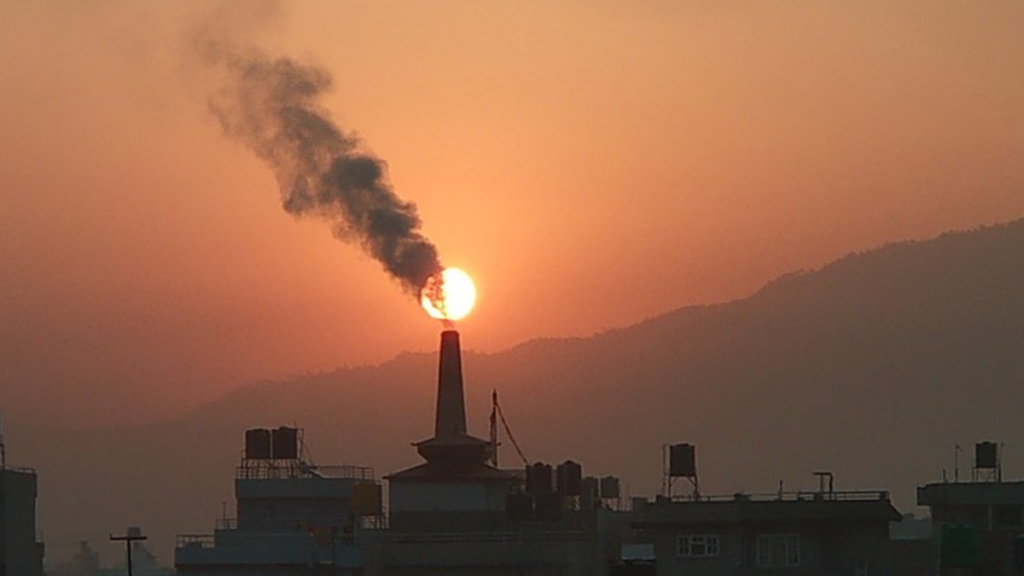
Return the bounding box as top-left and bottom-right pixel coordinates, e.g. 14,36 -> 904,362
176,534 -> 215,549
212,515 -> 376,530
375,530 -> 593,544
236,462 -> 375,481
176,530 -> 358,550
666,489 -> 889,504
0,466 -> 37,474
176,527 -> 590,551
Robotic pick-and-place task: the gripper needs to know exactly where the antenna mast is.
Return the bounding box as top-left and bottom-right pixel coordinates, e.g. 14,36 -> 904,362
489,391 -> 498,467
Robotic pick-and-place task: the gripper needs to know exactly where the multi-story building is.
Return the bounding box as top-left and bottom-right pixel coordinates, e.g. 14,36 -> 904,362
0,422 -> 45,576
633,486 -> 901,576
175,427 -> 384,575
918,479 -> 1024,575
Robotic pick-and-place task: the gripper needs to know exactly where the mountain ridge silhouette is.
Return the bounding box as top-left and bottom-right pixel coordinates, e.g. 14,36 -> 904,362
16,216 -> 1024,563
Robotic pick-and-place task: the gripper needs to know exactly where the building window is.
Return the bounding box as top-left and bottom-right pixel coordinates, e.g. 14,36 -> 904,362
756,534 -> 800,567
677,534 -> 720,558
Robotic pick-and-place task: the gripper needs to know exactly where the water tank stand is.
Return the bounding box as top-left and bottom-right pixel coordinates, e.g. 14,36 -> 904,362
663,444 -> 700,500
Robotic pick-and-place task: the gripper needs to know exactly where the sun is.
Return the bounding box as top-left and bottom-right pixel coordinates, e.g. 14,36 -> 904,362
420,268 -> 477,321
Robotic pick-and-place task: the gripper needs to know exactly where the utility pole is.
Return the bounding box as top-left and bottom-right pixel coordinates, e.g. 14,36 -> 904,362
110,531 -> 147,576
1,412 -> 6,470
489,390 -> 498,467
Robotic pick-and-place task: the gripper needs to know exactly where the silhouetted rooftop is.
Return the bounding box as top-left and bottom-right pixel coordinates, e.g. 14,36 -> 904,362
387,460 -> 516,483
636,491 -> 900,526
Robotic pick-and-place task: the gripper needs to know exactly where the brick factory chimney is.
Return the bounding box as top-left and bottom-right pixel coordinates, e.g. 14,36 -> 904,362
414,330 -> 491,467
434,330 -> 467,437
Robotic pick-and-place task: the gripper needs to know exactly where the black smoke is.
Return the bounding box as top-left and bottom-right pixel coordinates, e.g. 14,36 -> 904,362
196,35 -> 441,295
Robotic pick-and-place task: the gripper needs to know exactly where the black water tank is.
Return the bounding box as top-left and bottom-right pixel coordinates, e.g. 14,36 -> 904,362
669,443 -> 697,477
976,441 -> 998,469
600,475 -> 621,499
556,460 -> 583,496
244,428 -> 272,460
271,427 -> 299,459
526,462 -> 553,493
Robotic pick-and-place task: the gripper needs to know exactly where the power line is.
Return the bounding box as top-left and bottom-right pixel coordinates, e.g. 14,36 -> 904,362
493,390 -> 528,467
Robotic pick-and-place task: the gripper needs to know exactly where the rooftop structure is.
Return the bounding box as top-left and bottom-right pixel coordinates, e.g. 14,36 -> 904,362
376,330 -> 628,575
175,428 -> 382,575
386,330 -> 517,533
918,481 -> 1024,519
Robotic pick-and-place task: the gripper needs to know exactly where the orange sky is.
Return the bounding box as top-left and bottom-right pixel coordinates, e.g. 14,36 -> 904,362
1,0 -> 1022,427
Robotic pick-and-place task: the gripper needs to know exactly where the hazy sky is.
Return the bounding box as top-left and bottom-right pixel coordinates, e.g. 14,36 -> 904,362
2,0 -> 1022,427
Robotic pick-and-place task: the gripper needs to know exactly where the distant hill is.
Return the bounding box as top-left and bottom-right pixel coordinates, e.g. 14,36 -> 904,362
14,217 -> 1024,564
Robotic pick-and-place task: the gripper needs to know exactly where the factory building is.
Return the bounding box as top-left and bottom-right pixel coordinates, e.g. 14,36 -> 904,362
0,419 -> 45,576
385,330 -> 517,532
369,330 -> 628,575
175,330 -> 630,575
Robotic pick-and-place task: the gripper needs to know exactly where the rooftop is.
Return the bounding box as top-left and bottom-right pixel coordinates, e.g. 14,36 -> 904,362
918,480 -> 1024,506
387,460 -> 516,483
636,490 -> 900,526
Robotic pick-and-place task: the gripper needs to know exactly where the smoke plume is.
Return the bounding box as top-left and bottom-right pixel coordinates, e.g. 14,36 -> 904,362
195,34 -> 441,295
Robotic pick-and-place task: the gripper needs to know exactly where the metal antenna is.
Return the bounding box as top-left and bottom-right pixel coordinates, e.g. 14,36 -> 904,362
110,530 -> 147,576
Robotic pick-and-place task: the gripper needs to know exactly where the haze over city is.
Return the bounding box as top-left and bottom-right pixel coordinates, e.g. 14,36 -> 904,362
3,1 -> 1021,428
1,1 -> 1024,570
